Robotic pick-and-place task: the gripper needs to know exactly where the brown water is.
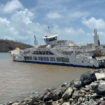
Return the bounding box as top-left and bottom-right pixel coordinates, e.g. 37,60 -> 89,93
0,53 -> 93,103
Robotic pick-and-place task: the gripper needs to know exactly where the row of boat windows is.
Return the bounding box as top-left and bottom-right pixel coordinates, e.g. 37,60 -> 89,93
32,51 -> 54,55
45,37 -> 57,41
24,56 -> 69,62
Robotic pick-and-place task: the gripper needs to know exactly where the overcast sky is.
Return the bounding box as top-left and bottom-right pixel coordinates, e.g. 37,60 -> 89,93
0,0 -> 105,45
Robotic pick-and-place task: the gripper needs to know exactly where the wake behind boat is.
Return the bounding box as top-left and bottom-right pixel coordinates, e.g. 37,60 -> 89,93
11,29 -> 105,68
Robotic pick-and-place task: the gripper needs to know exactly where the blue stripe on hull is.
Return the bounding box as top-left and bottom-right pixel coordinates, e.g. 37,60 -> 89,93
14,60 -> 99,69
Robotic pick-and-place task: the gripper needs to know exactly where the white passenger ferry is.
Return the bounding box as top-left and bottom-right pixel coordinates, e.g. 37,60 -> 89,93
11,29 -> 105,68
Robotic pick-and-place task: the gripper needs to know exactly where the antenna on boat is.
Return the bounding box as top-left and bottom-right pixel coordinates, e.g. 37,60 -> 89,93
47,26 -> 51,34
34,35 -> 38,46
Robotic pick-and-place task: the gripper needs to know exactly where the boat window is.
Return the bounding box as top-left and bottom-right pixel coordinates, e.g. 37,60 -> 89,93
24,51 -> 30,54
56,57 -> 69,62
62,51 -> 72,55
50,57 -> 55,61
24,56 -> 32,60
62,58 -> 69,62
38,57 -> 42,61
56,57 -> 62,62
33,56 -> 37,60
32,51 -> 54,55
48,37 -> 57,41
38,57 -> 49,61
43,57 -> 49,61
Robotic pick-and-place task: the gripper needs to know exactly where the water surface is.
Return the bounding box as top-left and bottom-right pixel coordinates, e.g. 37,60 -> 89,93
0,53 -> 93,103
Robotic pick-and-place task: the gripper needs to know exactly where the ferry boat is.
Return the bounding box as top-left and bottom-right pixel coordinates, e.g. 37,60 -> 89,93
11,29 -> 105,68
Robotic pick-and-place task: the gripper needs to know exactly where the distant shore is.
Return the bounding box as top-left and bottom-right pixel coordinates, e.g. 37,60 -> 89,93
4,69 -> 105,105
0,39 -> 32,52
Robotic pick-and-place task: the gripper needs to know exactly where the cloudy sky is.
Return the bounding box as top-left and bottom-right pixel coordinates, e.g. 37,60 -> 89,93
0,0 -> 105,45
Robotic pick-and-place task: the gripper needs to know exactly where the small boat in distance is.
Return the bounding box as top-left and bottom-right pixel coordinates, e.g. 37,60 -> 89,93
11,29 -> 105,68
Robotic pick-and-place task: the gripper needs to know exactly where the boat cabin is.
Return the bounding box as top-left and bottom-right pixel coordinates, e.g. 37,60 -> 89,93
43,34 -> 58,46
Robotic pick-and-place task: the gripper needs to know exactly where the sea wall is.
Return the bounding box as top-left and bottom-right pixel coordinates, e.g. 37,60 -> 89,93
6,69 -> 105,105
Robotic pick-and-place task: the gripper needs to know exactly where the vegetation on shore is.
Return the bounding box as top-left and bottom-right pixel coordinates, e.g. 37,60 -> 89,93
0,39 -> 32,52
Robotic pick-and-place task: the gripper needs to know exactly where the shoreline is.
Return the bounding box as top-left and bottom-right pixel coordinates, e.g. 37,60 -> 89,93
3,69 -> 105,105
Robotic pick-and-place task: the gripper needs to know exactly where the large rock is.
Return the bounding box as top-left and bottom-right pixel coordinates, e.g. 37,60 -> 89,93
95,73 -> 105,80
72,90 -> 79,99
74,80 -> 82,89
43,91 -> 53,101
28,96 -> 43,105
90,82 -> 98,89
70,80 -> 81,89
51,86 -> 67,101
62,102 -> 70,105
7,101 -> 13,105
80,71 -> 96,86
86,99 -> 97,105
45,100 -> 53,105
12,103 -> 19,105
24,97 -> 32,103
50,101 -> 60,105
97,81 -> 105,94
43,86 -> 66,101
62,87 -> 73,100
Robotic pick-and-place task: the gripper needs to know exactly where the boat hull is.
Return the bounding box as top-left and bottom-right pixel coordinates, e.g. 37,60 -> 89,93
14,60 -> 99,68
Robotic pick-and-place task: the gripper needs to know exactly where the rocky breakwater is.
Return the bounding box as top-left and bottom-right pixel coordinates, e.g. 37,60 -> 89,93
7,69 -> 105,105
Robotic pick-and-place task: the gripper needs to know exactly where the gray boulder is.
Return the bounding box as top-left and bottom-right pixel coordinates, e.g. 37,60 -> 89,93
43,86 -> 66,101
95,73 -> 105,80
72,90 -> 79,99
51,101 -> 60,105
62,87 -> 73,100
97,80 -> 105,94
62,102 -> 70,105
86,99 -> 97,105
80,71 -> 96,86
24,97 -> 32,103
7,101 -> 13,105
74,80 -> 82,89
12,103 -> 19,105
